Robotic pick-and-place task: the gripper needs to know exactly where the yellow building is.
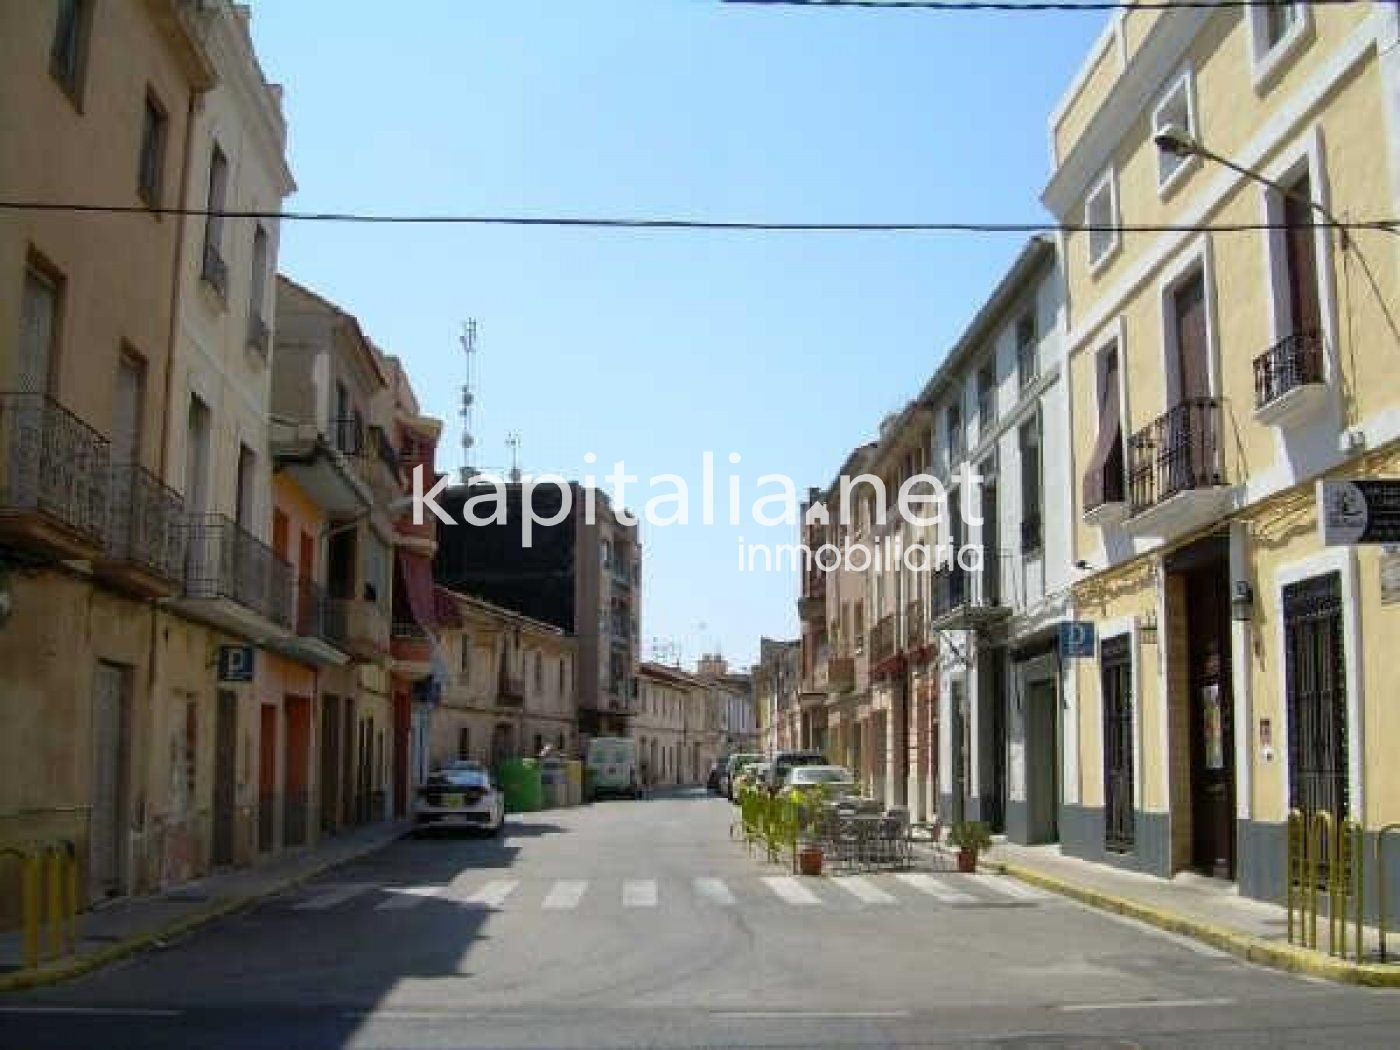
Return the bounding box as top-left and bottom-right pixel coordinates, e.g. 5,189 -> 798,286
1047,1 -> 1400,912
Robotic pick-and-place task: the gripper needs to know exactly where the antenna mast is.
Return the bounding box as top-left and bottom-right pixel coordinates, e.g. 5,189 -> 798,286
506,431 -> 522,483
459,320 -> 479,484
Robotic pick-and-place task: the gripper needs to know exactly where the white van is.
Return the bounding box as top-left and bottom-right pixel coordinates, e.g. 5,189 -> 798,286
586,737 -> 641,800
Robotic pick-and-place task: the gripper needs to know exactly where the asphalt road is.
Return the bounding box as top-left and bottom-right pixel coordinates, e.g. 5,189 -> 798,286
2,789 -> 1398,1049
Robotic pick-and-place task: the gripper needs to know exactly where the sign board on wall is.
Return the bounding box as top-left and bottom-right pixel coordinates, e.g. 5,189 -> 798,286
1058,621 -> 1096,659
1318,479 -> 1400,545
1382,545 -> 1400,605
217,645 -> 255,682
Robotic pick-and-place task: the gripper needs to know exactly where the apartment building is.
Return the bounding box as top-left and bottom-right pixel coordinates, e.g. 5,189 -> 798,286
753,637 -> 801,754
696,654 -> 758,757
798,239 -> 1069,831
429,588 -> 577,769
432,483 -> 642,742
636,661 -> 695,785
1046,2 -> 1400,912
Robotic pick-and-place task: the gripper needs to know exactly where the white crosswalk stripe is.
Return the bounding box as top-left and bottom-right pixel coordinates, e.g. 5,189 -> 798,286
893,872 -> 977,904
967,874 -> 1051,901
459,879 -> 518,907
693,877 -> 737,906
541,880 -> 589,910
622,879 -> 658,907
830,875 -> 897,905
374,885 -> 447,911
293,884 -> 375,911
762,876 -> 822,906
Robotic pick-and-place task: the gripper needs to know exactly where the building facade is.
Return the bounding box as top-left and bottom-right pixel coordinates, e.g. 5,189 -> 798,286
1046,1 -> 1400,913
754,637 -> 801,754
636,662 -> 695,785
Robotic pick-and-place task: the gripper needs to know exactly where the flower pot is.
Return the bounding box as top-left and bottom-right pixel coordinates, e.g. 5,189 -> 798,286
956,847 -> 977,873
798,845 -> 824,877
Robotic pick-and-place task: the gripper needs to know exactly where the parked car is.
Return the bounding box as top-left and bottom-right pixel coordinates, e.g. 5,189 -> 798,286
779,764 -> 859,802
586,736 -> 642,799
705,761 -> 724,795
413,761 -> 505,836
731,761 -> 769,799
722,752 -> 763,800
765,749 -> 829,792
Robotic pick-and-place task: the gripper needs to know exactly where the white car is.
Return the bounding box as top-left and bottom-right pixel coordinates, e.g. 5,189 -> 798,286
413,761 -> 505,836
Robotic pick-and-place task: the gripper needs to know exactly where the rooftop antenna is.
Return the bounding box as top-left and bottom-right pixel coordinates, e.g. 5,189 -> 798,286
459,320 -> 479,484
506,431 -> 522,483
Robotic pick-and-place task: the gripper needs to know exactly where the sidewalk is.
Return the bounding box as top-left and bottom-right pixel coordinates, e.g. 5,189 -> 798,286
0,820 -> 408,993
965,840 -> 1400,988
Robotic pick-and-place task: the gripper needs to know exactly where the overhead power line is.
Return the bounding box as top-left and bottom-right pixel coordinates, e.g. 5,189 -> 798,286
0,200 -> 1395,235
722,0 -> 1364,12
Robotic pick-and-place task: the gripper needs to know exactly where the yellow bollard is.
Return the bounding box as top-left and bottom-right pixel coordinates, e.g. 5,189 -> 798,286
22,852 -> 41,970
1308,810 -> 1333,951
45,845 -> 66,960
65,841 -> 80,950
1379,823 -> 1400,963
1330,820 -> 1358,958
1286,809 -> 1304,945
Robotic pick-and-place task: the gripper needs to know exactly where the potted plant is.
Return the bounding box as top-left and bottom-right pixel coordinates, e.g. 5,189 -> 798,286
797,842 -> 824,877
947,820 -> 992,873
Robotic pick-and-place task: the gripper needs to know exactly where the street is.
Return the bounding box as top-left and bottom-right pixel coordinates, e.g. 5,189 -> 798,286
2,790 -> 1398,1049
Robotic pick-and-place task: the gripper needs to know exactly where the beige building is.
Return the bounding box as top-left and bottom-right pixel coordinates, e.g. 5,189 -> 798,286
1046,1 -> 1400,914
753,637 -> 801,755
635,662 -> 694,786
429,588 -> 577,769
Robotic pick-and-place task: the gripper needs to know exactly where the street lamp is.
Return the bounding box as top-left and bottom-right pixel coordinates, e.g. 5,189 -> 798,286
1152,125 -> 1350,246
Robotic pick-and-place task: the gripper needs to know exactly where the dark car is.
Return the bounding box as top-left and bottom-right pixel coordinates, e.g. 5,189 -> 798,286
705,762 -> 724,795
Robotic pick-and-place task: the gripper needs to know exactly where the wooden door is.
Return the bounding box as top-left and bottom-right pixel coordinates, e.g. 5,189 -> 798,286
1187,566 -> 1236,877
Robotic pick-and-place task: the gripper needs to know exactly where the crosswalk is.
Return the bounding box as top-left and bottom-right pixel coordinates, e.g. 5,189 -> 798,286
279,871 -> 1051,916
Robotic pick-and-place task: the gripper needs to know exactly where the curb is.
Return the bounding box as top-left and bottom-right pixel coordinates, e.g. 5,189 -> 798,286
987,858 -> 1400,988
0,828 -> 406,994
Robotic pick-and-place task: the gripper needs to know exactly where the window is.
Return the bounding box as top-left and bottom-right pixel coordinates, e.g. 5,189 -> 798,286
944,401 -> 963,465
18,264 -> 61,394
1016,312 -> 1038,391
976,363 -> 996,434
1153,73 -> 1196,190
138,93 -> 168,208
202,146 -> 229,296
1085,169 -> 1119,270
1101,634 -> 1134,851
1250,2 -> 1307,84
457,727 -> 471,760
50,0 -> 91,102
112,352 -> 145,466
248,227 -> 270,353
1083,342 -> 1126,511
235,445 -> 256,530
1019,414 -> 1043,554
1283,572 -> 1348,819
534,651 -> 543,692
460,635 -> 472,678
184,396 -> 211,517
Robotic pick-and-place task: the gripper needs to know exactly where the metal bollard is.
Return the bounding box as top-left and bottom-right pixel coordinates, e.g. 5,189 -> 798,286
1308,810 -> 1333,951
1331,819 -> 1360,958
1379,823 -> 1400,963
1286,809 -> 1304,945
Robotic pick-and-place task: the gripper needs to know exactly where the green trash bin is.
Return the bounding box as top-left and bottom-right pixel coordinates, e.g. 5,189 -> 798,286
497,758 -> 543,814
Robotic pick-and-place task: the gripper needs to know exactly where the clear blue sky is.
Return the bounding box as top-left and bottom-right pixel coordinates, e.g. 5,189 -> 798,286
247,0 -> 1106,671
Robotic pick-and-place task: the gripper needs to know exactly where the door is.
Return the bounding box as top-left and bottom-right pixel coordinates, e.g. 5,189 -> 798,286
1283,573 -> 1348,820
89,662 -> 130,903
212,690 -> 237,866
17,267 -> 57,393
283,697 -> 311,847
258,704 -> 278,852
1283,173 -> 1322,338
982,475 -> 1000,604
1101,635 -> 1135,852
1169,272 -> 1211,496
1026,680 -> 1060,844
984,651 -> 1007,833
949,681 -> 967,825
1186,565 -> 1236,878
319,695 -> 341,835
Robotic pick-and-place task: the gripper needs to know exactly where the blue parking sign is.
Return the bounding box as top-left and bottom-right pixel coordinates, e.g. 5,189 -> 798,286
1059,621 -> 1096,659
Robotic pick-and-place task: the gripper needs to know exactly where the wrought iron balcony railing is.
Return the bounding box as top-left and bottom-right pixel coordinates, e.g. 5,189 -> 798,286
929,552 -> 1015,628
1254,330 -> 1324,409
0,391 -> 110,549
1126,397 -> 1227,516
869,614 -> 897,664
330,416 -> 363,458
107,463 -> 185,582
183,514 -> 295,629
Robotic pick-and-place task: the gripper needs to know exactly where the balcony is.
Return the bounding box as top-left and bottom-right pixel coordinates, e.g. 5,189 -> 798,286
1254,331 -> 1328,427
497,665 -> 526,707
391,619 -> 433,676
1124,398 -> 1233,538
323,596 -> 390,662
825,656 -> 855,693
350,426 -> 402,503
0,393 -> 110,560
97,463 -> 185,597
798,570 -> 827,621
904,601 -> 926,651
929,557 -> 1012,631
269,416 -> 369,516
393,511 -> 437,554
179,515 -> 295,637
869,614 -> 897,665
261,578 -> 350,666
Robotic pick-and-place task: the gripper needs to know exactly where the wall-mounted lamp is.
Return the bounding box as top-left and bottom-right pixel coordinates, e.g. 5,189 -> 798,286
1231,581 -> 1255,622
1138,610 -> 1158,645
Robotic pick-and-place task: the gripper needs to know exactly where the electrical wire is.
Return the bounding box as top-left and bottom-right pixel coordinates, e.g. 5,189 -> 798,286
0,200 -> 1395,235
721,0 -> 1365,12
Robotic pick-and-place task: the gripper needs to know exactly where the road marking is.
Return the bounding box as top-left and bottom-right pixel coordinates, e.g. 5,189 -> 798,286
711,1010 -> 910,1019
374,885 -> 446,911
622,879 -> 658,907
0,1007 -> 184,1017
893,872 -> 976,903
1059,997 -> 1236,1013
693,876 -> 737,905
541,880 -> 588,910
293,883 -> 375,910
830,875 -> 897,905
967,873 -> 1050,901
460,879 -> 518,908
762,876 -> 822,905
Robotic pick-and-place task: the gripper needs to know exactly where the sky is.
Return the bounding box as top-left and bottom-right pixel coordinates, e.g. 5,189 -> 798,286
246,0 -> 1108,671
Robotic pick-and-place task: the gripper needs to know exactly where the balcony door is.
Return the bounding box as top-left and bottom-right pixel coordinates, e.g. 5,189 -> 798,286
1168,272 -> 1211,497
18,267 -> 58,394
1283,174 -> 1322,339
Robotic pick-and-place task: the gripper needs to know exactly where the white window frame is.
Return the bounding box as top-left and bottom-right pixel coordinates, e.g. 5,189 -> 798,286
1248,2 -> 1312,93
1152,69 -> 1199,196
1085,167 -> 1121,275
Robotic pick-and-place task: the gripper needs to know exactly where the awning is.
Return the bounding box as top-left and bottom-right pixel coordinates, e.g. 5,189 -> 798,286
397,553 -> 437,629
1082,351 -> 1124,510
